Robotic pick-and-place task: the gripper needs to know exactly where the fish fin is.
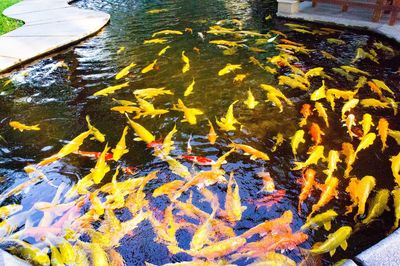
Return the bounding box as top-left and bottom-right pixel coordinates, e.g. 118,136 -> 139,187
329,249 -> 336,256
133,137 -> 143,141
340,240 -> 348,250
249,155 -> 257,160
323,221 -> 331,231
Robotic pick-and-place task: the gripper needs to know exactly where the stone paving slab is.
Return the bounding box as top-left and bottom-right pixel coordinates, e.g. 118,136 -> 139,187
0,0 -> 110,73
277,1 -> 400,43
0,249 -> 30,266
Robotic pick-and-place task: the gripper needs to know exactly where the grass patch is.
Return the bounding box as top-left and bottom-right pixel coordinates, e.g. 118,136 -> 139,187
0,0 -> 23,35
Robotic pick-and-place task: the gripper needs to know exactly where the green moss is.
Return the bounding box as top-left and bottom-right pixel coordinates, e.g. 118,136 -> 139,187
0,0 -> 23,35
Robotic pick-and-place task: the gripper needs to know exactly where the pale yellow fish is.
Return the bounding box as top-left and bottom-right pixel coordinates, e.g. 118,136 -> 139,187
93,82 -> 130,96
116,46 -> 125,54
9,121 -> 40,132
391,152 -> 400,186
233,74 -> 247,83
314,102 -> 330,127
216,100 -> 240,131
147,9 -> 168,14
141,59 -> 158,74
133,87 -> 173,99
172,99 -> 203,125
361,98 -> 390,109
218,64 -> 242,76
310,80 -> 326,101
323,150 -> 341,180
260,84 -> 293,105
290,130 -> 305,157
158,45 -> 171,56
86,115 -> 105,143
271,133 -> 284,152
182,51 -> 190,73
355,132 -> 376,156
207,120 -> 218,145
112,126 -> 129,161
125,114 -> 155,144
243,89 -> 259,109
116,63 -> 136,80
340,65 -> 370,76
266,92 -> 283,112
184,79 -> 195,97
143,38 -> 168,44
360,113 -> 374,136
362,189 -> 390,224
91,144 -> 111,184
152,30 -> 183,37
292,145 -> 325,170
371,79 -> 395,95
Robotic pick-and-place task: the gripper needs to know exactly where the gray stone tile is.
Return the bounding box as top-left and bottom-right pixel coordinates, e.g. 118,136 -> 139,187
0,249 -> 30,266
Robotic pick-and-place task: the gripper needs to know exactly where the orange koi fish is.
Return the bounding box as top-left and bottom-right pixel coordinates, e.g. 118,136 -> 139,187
309,122 -> 325,145
377,118 -> 389,152
298,168 -> 317,213
299,104 -> 312,127
309,177 -> 338,218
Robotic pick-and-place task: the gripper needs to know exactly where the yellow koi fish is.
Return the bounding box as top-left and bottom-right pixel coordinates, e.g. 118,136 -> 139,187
93,82 -> 130,96
360,98 -> 390,109
141,59 -> 158,74
266,92 -> 284,112
134,87 -> 173,99
271,133 -> 284,152
377,118 -> 389,152
229,142 -> 270,160
143,38 -> 168,44
164,156 -> 191,181
243,89 -> 259,109
260,84 -> 293,106
7,239 -> 50,265
301,209 -> 338,231
207,120 -> 218,145
310,80 -> 326,101
152,180 -> 185,198
111,106 -> 141,114
112,98 -> 136,106
209,40 -> 244,47
158,125 -> 178,157
346,175 -> 376,218
373,41 -> 394,54
233,74 -> 247,83
147,9 -> 168,14
371,79 -> 394,95
115,63 -> 136,80
340,65 -> 370,76
9,121 -> 40,132
390,152 -> 400,186
355,132 -> 376,156
112,126 -> 129,161
392,188 -> 400,230
86,115 -> 105,143
341,98 -> 359,120
218,64 -> 242,76
342,142 -> 356,178
190,207 -> 217,251
310,177 -> 339,218
310,226 -> 352,256
355,76 -> 367,89
91,144 -> 111,184
182,51 -> 190,73
216,100 -> 240,131
293,145 -> 325,170
360,113 -> 374,136
321,51 -> 337,61
224,172 -> 246,223
290,130 -> 306,157
116,46 -> 125,54
388,129 -> 400,145
172,99 -> 203,125
184,79 -> 195,97
362,189 -> 390,224
125,114 -> 155,144
158,45 -> 171,56
152,30 -> 183,37
323,150 -> 341,180
278,75 -> 308,91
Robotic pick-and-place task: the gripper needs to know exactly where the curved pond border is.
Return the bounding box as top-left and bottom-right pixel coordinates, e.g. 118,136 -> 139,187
278,2 -> 400,266
0,0 -> 110,74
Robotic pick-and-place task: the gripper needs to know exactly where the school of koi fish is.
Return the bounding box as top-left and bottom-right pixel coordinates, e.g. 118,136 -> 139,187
0,5 -> 400,266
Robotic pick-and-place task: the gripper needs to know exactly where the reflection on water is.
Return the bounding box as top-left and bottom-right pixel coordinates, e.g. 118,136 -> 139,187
0,0 -> 399,265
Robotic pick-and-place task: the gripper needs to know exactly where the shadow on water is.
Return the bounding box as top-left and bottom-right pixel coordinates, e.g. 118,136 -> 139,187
0,0 -> 399,265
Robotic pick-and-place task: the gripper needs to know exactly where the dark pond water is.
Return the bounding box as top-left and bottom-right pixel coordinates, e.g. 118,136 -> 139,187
0,0 -> 399,265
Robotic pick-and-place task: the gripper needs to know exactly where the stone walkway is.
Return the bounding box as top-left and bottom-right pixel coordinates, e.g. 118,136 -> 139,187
0,0 -> 110,74
277,1 -> 400,43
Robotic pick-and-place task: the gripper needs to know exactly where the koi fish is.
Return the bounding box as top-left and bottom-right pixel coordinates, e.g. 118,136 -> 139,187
377,118 -> 389,152
116,46 -> 125,54
392,188 -> 400,230
355,132 -> 376,156
143,38 -> 168,44
141,59 -> 158,74
247,189 -> 286,209
158,45 -> 171,56
9,121 -> 40,132
371,79 -> 394,95
373,41 -> 394,54
229,142 -> 270,161
309,177 -> 338,217
310,226 -> 352,256
362,189 -> 390,224
223,172 -> 246,223
184,79 -> 195,97
278,75 -> 308,91
112,98 -> 136,106
86,115 -> 105,143
390,152 -> 400,186
172,99 -> 203,125
112,126 -> 129,161
218,64 -> 242,76
293,145 -> 325,170
344,114 -> 357,140
216,100 -> 240,131
360,98 -> 390,109
243,89 -> 259,109
125,114 -> 155,144
327,38 -> 345,45
116,63 -> 136,80
360,113 -> 374,137
6,239 -> 50,265
341,142 -> 356,178
147,9 -> 168,14
207,120 -> 218,145
301,209 -> 338,231
241,210 -> 293,239
271,133 -> 284,152
257,171 -> 275,192
152,180 -> 185,197
346,175 -> 376,219
260,84 -> 293,106
164,156 -> 192,181
321,51 -> 337,61
90,144 -> 111,184
340,65 -> 370,76
134,87 -> 173,99
266,92 -> 284,112
388,129 -> 400,145
179,155 -> 215,166
299,104 -> 312,127
323,150 -> 341,180
355,76 -> 367,89
223,47 -> 238,56
310,80 -> 326,101
93,82 -> 130,96
182,51 -> 190,73
209,40 -> 244,47
38,130 -> 92,166
111,106 -> 141,114
314,102 -> 329,127
152,30 -> 183,37
190,207 -> 217,251
290,130 -> 306,157
341,99 -> 359,120
298,168 -> 316,213
309,123 -> 324,146
73,150 -> 113,160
